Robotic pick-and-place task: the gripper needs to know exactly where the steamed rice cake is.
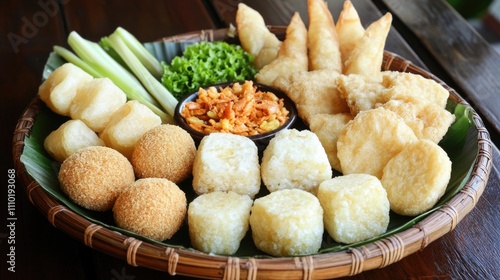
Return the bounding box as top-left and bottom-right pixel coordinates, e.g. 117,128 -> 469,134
261,129 -> 332,194
318,174 -> 390,244
249,189 -> 323,257
188,191 -> 253,255
192,133 -> 260,198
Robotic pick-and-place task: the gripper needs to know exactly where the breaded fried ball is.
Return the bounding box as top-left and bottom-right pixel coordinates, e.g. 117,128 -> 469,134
58,146 -> 135,211
381,139 -> 452,216
113,178 -> 187,241
131,124 -> 196,183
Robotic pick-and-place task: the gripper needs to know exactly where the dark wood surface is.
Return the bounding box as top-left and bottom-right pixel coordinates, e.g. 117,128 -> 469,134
1,0 -> 498,279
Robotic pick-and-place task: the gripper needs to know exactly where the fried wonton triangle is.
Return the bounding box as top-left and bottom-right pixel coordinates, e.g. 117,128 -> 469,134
343,12 -> 392,79
336,0 -> 365,64
236,3 -> 282,69
255,12 -> 308,85
307,0 -> 342,73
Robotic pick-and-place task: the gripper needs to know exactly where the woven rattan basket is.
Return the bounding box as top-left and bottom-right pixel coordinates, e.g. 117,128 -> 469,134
12,27 -> 493,279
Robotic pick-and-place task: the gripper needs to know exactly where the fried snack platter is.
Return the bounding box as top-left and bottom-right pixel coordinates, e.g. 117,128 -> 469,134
13,1 -> 492,279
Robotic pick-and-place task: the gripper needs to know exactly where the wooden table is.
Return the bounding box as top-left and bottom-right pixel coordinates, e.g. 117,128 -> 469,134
1,0 -> 498,279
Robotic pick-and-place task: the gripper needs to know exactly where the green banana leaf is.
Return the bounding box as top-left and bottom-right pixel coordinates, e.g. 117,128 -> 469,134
20,41 -> 478,257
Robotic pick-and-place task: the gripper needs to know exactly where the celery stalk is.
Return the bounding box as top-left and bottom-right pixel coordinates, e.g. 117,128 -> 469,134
114,27 -> 163,79
53,45 -> 104,78
67,31 -> 171,123
107,32 -> 178,117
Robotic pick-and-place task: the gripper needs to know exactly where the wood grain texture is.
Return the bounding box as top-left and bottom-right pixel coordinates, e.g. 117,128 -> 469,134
382,0 -> 500,143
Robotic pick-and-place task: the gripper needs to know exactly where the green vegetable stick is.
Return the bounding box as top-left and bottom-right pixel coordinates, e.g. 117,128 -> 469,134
114,27 -> 163,79
53,45 -> 104,78
107,32 -> 178,118
67,31 -> 170,123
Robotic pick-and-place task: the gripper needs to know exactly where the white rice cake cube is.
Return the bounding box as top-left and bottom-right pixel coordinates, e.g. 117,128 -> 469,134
318,174 -> 390,244
188,191 -> 253,255
192,133 -> 261,198
249,189 -> 324,257
261,128 -> 332,194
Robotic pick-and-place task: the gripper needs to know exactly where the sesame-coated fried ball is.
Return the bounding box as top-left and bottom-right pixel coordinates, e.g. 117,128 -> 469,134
113,178 -> 187,241
58,146 -> 135,211
131,124 -> 196,183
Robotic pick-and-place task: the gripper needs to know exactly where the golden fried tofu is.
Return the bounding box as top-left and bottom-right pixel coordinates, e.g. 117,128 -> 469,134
70,78 -> 127,133
336,0 -> 365,64
381,139 -> 452,216
255,12 -> 308,85
309,113 -> 353,172
337,74 -> 388,115
381,71 -> 449,108
99,100 -> 162,158
272,69 -> 349,125
337,107 -> 417,179
38,63 -> 93,116
307,0 -> 342,72
236,3 -> 282,69
344,13 -> 392,79
380,100 -> 455,143
44,119 -> 105,162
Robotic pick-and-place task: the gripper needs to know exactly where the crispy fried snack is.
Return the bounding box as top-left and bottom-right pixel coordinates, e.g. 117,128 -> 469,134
337,73 -> 388,115
336,0 -> 365,64
307,0 -> 342,72
381,100 -> 455,143
338,71 -> 454,142
236,3 -> 282,69
343,13 -> 392,79
337,107 -> 417,179
381,139 -> 452,216
255,12 -> 308,85
309,113 -> 353,172
381,71 -> 449,108
272,69 -> 349,125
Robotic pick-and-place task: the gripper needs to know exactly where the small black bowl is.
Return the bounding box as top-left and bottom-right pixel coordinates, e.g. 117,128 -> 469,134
174,81 -> 297,151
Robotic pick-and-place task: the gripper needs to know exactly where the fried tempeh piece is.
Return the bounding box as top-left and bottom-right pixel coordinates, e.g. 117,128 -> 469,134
307,0 -> 342,73
336,0 -> 365,64
255,12 -> 308,85
344,12 -> 392,79
236,3 -> 282,69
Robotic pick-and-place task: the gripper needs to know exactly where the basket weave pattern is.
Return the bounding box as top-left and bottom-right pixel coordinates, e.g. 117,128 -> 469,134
12,28 -> 493,279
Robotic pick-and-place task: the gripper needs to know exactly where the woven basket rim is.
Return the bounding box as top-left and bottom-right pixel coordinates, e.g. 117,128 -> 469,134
12,27 -> 494,279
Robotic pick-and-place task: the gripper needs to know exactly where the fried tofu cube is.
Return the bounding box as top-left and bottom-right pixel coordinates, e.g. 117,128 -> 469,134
44,119 -> 105,162
99,100 -> 161,158
381,139 -> 452,216
38,63 -> 93,116
70,78 -> 127,133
